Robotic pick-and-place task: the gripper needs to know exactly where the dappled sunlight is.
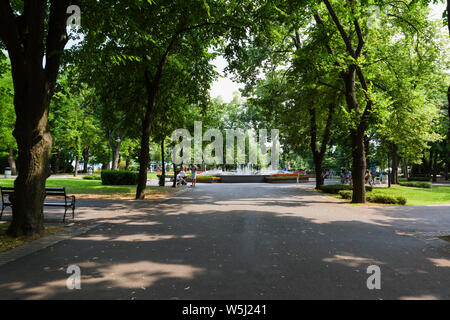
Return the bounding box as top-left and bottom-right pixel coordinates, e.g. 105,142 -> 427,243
399,294 -> 440,300
71,233 -> 196,242
5,261 -> 205,299
427,258 -> 450,267
323,253 -> 385,268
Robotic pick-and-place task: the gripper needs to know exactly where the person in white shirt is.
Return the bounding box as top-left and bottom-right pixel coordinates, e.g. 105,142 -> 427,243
177,169 -> 187,186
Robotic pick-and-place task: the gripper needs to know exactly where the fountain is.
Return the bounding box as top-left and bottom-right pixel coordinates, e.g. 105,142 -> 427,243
198,164 -> 285,183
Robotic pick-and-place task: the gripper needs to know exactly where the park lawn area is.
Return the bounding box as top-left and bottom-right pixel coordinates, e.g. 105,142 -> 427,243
328,185 -> 450,206
0,178 -> 178,200
0,222 -> 67,253
147,172 -> 158,179
371,185 -> 450,206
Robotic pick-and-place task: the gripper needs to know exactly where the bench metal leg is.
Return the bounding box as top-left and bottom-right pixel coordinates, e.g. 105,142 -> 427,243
0,204 -> 4,220
63,207 -> 67,223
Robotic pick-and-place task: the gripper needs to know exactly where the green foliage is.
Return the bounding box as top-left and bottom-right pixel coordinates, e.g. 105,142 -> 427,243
400,181 -> 432,188
408,176 -> 432,182
338,190 -> 407,205
319,184 -> 373,194
0,63 -> 16,153
82,175 -> 102,180
101,170 -> 139,185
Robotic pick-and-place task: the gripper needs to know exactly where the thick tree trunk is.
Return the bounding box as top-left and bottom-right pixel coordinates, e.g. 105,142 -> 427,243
391,143 -> 399,184
0,0 -> 71,237
350,128 -> 366,203
7,149 -> 17,175
342,68 -> 366,203
8,95 -> 52,236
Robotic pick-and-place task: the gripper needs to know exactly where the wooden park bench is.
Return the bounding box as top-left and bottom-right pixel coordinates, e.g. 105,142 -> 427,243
1,187 -> 76,222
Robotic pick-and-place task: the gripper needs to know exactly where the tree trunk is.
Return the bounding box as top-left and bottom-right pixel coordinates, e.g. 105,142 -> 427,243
160,140 -> 165,187
350,128 -> 366,203
428,148 -> 433,177
8,95 -> 52,236
1,0 -> 70,237
73,155 -> 79,177
432,148 -> 438,182
7,149 -> 17,175
402,159 -> 408,180
309,104 -> 334,189
82,148 -> 90,173
112,139 -> 122,170
391,143 -> 399,184
172,163 -> 177,188
342,67 -> 366,203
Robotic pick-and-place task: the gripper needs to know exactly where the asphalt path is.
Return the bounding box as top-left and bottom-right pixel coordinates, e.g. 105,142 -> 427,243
0,183 -> 449,299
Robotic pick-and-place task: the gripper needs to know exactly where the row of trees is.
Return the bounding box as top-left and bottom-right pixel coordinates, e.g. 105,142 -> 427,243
0,0 -> 448,236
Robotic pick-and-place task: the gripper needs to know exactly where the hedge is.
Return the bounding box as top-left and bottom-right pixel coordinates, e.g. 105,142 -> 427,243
408,176 -> 431,182
399,181 -> 432,188
338,190 -> 406,205
82,174 -> 101,180
101,170 -> 139,185
319,184 -> 372,194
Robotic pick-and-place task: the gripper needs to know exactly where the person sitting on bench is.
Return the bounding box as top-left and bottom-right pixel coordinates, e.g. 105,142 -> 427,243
177,169 -> 187,186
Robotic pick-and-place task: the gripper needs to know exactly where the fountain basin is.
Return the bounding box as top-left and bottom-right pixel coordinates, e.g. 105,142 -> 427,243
218,175 -> 269,183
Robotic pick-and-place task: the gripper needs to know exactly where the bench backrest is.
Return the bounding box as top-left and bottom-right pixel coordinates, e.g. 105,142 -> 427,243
1,187 -> 66,196
44,188 -> 66,196
1,187 -> 15,194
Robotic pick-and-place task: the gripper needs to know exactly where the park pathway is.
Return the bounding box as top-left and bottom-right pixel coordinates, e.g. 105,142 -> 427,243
0,183 -> 449,299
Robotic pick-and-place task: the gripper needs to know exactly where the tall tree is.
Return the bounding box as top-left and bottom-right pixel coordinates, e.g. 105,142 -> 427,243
0,0 -> 74,236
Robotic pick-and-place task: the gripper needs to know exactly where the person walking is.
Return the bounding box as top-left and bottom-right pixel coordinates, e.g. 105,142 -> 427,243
190,164 -> 197,187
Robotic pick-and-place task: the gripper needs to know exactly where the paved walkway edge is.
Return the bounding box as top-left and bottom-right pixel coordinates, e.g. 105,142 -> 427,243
0,224 -> 100,267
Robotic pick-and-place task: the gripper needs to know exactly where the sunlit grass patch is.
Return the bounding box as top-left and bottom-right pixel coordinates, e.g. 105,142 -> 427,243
0,179 -> 179,200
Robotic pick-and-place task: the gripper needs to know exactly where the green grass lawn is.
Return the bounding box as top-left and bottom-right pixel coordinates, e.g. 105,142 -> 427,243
0,178 -> 177,200
370,185 -> 450,206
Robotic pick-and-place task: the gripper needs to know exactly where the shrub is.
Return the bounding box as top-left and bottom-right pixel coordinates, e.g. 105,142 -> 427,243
338,190 -> 353,199
82,174 -> 101,180
408,176 -> 431,182
399,181 -> 432,188
319,184 -> 372,194
101,170 -> 139,185
338,190 -> 406,205
366,194 -> 407,205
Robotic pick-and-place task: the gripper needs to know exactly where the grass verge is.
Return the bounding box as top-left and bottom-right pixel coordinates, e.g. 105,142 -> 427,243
320,185 -> 450,206
0,223 -> 66,253
0,179 -> 179,200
